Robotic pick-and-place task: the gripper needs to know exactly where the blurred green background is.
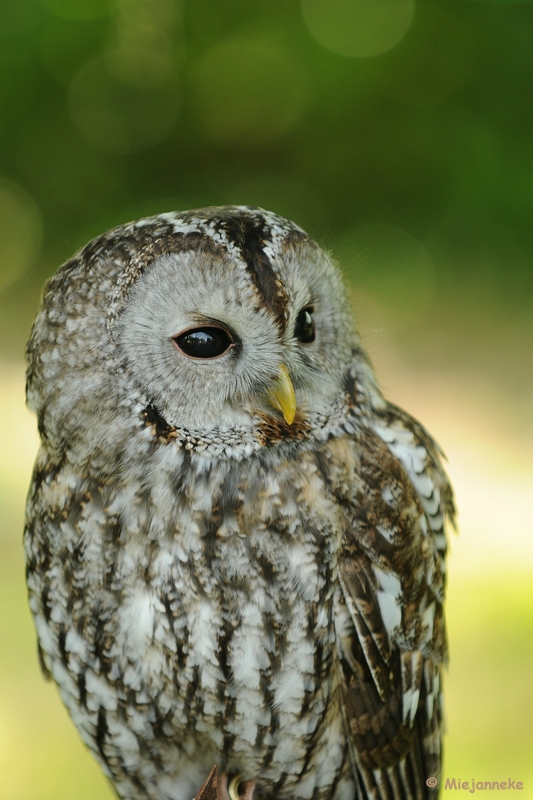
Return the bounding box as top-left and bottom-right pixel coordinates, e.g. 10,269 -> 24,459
1,0 -> 532,797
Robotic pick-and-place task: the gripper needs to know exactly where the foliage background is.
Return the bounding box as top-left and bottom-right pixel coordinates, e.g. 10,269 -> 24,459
1,0 -> 532,796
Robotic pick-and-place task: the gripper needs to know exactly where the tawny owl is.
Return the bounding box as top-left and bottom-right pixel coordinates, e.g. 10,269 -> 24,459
24,206 -> 454,800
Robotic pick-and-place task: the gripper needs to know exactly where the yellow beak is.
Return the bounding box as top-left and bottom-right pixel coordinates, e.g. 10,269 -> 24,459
267,365 -> 296,425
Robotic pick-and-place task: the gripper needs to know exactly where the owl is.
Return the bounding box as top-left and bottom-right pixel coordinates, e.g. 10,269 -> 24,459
24,206 -> 454,800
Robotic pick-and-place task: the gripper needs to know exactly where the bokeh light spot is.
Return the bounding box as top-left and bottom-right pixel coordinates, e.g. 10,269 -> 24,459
39,0 -> 112,22
341,223 -> 434,321
0,179 -> 43,292
301,0 -> 415,58
190,38 -> 311,146
68,50 -> 180,154
105,48 -> 175,89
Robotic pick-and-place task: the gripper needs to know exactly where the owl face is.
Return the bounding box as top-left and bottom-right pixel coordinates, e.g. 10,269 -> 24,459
114,219 -> 355,432
26,206 -> 362,464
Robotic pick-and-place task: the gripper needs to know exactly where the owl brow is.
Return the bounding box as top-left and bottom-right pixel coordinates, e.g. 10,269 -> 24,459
219,213 -> 289,330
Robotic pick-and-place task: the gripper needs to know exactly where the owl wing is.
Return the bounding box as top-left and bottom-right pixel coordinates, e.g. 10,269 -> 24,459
337,403 -> 455,799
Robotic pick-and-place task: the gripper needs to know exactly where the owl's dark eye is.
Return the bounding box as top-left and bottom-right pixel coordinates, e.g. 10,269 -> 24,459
173,327 -> 233,359
294,306 -> 315,344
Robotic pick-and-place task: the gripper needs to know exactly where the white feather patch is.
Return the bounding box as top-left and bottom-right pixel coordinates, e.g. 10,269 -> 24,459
374,567 -> 403,635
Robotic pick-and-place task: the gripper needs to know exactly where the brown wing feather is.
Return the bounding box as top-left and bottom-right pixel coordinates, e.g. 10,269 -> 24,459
337,408 -> 454,799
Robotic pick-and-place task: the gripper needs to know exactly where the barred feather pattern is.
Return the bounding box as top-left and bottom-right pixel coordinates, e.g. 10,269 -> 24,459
24,206 -> 454,800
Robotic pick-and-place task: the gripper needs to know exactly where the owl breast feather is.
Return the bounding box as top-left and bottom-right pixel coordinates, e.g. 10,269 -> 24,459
25,436 -> 357,794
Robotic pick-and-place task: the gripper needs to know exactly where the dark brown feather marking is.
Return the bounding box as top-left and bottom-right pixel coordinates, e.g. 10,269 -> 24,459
142,404 -> 177,441
255,411 -> 311,445
220,212 -> 289,328
96,707 -> 109,761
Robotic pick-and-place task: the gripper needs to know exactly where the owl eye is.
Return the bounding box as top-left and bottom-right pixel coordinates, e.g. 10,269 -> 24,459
294,306 -> 315,344
173,327 -> 234,359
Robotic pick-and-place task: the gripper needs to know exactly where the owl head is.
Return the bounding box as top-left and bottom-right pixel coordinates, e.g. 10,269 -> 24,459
26,206 -> 376,467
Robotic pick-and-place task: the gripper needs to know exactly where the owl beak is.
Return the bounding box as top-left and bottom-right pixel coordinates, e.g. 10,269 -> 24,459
267,365 -> 296,425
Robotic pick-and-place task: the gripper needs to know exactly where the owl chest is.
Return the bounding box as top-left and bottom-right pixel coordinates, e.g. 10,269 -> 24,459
113,481 -> 343,713
29,445 -> 354,778
103,452 -> 347,743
